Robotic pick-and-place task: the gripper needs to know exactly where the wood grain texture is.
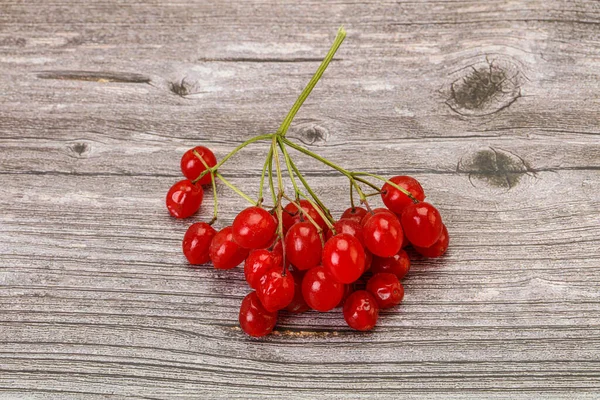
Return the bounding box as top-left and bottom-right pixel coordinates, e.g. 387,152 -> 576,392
1,0 -> 600,398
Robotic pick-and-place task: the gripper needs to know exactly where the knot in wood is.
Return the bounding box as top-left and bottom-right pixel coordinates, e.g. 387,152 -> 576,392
445,58 -> 523,117
289,123 -> 329,146
458,147 -> 534,189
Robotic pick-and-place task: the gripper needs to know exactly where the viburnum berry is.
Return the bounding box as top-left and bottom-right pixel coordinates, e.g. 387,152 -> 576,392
414,224 -> 449,258
302,266 -> 345,312
232,206 -> 277,249
380,175 -> 425,214
209,226 -> 249,270
244,249 -> 277,289
284,222 -> 322,270
340,207 -> 368,224
360,207 -> 395,227
325,218 -> 364,246
180,146 -> 218,186
343,290 -> 379,331
239,291 -> 277,337
166,179 -> 203,218
363,212 -> 403,257
282,200 -> 327,232
401,202 -> 443,248
285,269 -> 310,314
257,267 -> 295,312
182,222 -> 217,265
322,233 -> 365,284
371,249 -> 410,280
366,273 -> 404,309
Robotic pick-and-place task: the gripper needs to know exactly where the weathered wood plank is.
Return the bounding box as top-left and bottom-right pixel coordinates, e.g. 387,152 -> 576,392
1,0 -> 599,398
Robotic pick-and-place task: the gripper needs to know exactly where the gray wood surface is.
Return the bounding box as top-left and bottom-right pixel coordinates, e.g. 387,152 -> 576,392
1,0 -> 600,398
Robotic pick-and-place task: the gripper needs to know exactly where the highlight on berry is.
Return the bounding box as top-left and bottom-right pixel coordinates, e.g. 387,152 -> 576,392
166,27 -> 449,337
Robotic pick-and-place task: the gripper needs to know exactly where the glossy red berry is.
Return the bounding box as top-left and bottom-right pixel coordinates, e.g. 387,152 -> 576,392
366,273 -> 404,309
166,179 -> 204,218
381,175 -> 425,214
360,207 -> 395,227
232,206 -> 277,249
322,233 -> 365,284
401,202 -> 443,248
285,270 -> 310,314
209,226 -> 249,270
182,222 -> 217,265
244,249 -> 277,289
302,266 -> 345,312
363,212 -> 403,257
180,146 -> 217,185
371,249 -> 411,280
414,224 -> 449,258
284,222 -> 322,270
340,207 -> 368,224
282,200 -> 327,232
239,291 -> 277,337
343,290 -> 379,331
257,267 -> 295,312
325,218 -> 364,246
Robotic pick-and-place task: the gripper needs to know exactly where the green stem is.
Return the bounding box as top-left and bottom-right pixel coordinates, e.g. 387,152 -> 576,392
192,133 -> 274,184
214,173 -> 256,205
349,180 -> 356,209
287,156 -> 334,224
210,171 -> 218,224
276,137 -> 301,198
351,172 -> 418,202
281,137 -> 352,178
267,150 -> 276,204
353,176 -> 381,192
278,27 -> 346,136
282,193 -> 328,244
259,146 -> 273,204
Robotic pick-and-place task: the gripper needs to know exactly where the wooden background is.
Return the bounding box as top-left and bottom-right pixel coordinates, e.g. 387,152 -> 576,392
1,0 -> 599,398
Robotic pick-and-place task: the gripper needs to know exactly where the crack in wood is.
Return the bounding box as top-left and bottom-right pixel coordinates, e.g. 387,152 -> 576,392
37,71 -> 151,84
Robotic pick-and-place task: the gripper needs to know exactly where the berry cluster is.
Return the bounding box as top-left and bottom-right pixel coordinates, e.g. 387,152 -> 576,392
165,28 -> 449,337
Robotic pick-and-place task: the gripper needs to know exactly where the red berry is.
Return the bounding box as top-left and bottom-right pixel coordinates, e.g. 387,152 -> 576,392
182,222 -> 217,265
180,146 -> 217,186
322,233 -> 365,284
257,267 -> 295,312
284,222 -> 322,270
325,218 -> 364,246
282,200 -> 327,232
360,207 -> 394,227
343,290 -> 379,331
381,176 -> 425,214
209,226 -> 249,270
244,249 -> 277,289
414,224 -> 449,258
232,206 -> 277,249
366,273 -> 404,309
301,266 -> 345,312
166,179 -> 204,218
363,212 -> 403,257
239,291 -> 277,337
371,249 -> 411,280
340,207 -> 368,224
401,202 -> 443,248
285,270 -> 310,314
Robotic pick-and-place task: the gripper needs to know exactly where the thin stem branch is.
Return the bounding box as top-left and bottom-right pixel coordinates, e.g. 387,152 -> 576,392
214,173 -> 256,205
259,146 -> 273,204
192,133 -> 274,184
276,137 -> 301,198
351,171 -> 418,202
281,137 -> 351,178
278,27 -> 346,136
